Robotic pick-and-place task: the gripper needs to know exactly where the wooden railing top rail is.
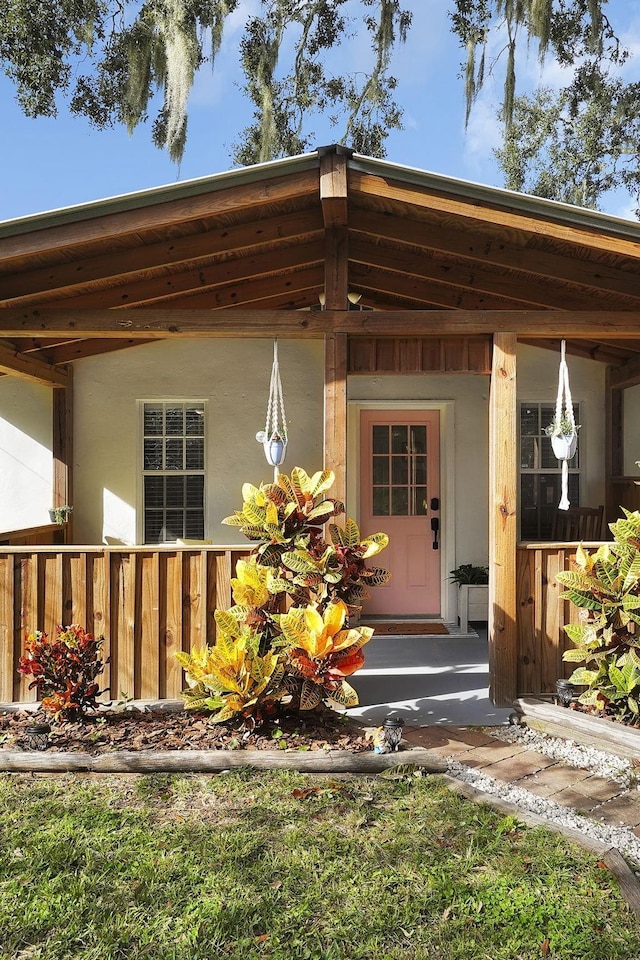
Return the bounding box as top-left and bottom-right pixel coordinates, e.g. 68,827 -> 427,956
518,540 -> 606,550
0,543 -> 249,553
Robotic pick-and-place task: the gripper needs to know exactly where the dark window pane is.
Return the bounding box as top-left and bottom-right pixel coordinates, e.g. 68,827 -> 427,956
186,475 -> 204,505
372,457 -> 389,485
373,488 -> 389,515
144,439 -> 162,471
391,425 -> 408,454
144,512 -> 164,544
415,487 -> 427,515
520,406 -> 539,437
165,438 -> 184,470
144,476 -> 164,507
165,475 -> 184,506
410,425 -> 426,453
186,437 -> 204,470
372,426 -> 388,454
391,487 -> 408,515
392,456 -> 408,485
185,512 -> 205,538
540,436 -> 557,469
165,407 -> 184,435
185,405 -> 204,435
520,437 -> 536,470
144,405 -> 163,436
414,457 -> 427,485
164,511 -> 183,541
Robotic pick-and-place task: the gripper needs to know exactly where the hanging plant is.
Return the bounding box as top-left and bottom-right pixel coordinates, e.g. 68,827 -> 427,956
256,339 -> 288,477
548,340 -> 578,508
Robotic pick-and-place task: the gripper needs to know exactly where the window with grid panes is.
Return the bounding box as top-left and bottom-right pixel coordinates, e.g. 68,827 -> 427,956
519,402 -> 581,540
142,402 -> 205,543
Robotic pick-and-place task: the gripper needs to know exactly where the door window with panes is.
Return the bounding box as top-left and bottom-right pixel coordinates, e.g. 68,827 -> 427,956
142,402 -> 205,543
520,402 -> 581,540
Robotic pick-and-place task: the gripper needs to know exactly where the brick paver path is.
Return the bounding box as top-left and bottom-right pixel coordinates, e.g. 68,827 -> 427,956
404,724 -> 640,830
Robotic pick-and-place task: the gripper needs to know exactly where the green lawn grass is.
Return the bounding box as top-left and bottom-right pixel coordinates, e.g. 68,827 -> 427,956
0,769 -> 638,960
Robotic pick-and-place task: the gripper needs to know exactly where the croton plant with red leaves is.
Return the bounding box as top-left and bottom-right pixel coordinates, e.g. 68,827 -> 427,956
18,624 -> 109,722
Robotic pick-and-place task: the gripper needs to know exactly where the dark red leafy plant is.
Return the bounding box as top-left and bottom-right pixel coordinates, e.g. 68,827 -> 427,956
17,624 -> 109,722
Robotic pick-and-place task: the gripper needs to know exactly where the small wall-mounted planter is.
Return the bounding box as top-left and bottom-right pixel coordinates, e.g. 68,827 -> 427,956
458,584 -> 489,633
48,506 -> 73,526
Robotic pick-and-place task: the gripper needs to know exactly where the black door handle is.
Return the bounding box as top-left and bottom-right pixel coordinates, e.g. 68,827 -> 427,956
430,516 -> 440,550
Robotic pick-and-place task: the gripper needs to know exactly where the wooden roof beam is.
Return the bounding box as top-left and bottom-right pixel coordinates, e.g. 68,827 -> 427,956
3,308 -> 640,340
349,239 -> 600,309
0,170 -> 320,261
350,170 -> 640,260
350,208 -> 640,303
0,340 -> 70,386
349,264 -> 529,311
0,208 -> 324,307
45,241 -> 325,310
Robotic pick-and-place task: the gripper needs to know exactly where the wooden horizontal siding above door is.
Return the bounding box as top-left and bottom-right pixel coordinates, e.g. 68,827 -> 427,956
348,337 -> 492,374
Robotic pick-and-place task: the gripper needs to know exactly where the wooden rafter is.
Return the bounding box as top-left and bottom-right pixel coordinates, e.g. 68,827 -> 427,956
0,340 -> 70,386
0,208 -> 323,307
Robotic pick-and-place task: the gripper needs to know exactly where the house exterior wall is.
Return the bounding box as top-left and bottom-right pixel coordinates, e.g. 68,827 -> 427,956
624,383 -> 640,476
0,378 -> 52,532
71,339 -> 325,544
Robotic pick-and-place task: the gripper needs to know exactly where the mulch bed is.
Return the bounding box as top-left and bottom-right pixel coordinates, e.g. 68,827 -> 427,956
0,705 -> 374,755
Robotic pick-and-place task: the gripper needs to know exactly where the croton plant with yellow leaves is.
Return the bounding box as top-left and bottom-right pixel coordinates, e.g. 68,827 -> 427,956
176,467 -> 389,726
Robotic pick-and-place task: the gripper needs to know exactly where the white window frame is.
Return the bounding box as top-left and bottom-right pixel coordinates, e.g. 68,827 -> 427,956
138,399 -> 207,544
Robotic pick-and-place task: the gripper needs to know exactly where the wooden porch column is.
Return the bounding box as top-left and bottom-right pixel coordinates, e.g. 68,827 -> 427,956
324,332 -> 348,503
320,148 -> 349,503
53,367 -> 73,541
488,333 -> 518,706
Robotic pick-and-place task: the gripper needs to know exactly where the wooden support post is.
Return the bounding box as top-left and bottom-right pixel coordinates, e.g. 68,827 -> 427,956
324,332 -> 348,505
320,149 -> 349,504
606,366 -> 624,526
52,367 -> 73,542
489,333 -> 518,706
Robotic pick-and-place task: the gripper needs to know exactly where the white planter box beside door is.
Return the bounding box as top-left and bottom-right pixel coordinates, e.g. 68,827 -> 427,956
458,584 -> 489,633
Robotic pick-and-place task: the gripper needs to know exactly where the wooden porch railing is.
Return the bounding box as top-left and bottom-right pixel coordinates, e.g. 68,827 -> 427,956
515,542 -> 602,698
0,545 -> 250,704
0,541 -> 605,706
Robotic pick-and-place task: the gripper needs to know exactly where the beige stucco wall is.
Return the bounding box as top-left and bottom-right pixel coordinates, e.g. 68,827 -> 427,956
72,339 -> 324,544
624,383 -> 640,476
0,378 -> 52,532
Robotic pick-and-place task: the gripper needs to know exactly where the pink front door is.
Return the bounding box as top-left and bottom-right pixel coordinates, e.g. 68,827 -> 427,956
360,410 -> 441,616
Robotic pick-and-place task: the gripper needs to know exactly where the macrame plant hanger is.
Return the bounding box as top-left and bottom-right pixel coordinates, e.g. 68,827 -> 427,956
256,339 -> 288,481
553,339 -> 577,511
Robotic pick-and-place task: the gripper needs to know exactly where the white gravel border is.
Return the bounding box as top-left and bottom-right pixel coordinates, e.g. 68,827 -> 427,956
443,723 -> 640,869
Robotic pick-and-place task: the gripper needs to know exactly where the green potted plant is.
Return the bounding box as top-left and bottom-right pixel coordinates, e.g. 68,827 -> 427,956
545,414 -> 580,460
48,505 -> 73,526
449,564 -> 489,633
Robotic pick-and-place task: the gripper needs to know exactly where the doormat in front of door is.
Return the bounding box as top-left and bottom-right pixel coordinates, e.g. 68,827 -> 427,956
362,621 -> 449,636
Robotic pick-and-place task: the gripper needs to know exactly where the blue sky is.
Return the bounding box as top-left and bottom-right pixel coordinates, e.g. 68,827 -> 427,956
0,0 -> 637,222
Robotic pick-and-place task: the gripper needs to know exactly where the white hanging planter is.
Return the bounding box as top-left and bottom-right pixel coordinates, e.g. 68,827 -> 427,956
551,433 -> 577,461
257,340 -> 288,479
548,341 -> 578,511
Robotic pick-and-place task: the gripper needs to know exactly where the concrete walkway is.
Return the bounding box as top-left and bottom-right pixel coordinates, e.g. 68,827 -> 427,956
347,625 -> 514,727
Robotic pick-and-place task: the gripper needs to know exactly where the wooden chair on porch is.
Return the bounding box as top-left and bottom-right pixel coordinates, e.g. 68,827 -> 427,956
551,504 -> 605,541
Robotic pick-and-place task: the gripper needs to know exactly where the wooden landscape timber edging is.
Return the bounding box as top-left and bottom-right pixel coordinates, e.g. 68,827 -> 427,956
515,697 -> 640,760
0,747 -> 447,775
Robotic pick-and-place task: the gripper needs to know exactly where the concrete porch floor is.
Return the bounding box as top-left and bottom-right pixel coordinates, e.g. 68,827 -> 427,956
347,624 -> 514,727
